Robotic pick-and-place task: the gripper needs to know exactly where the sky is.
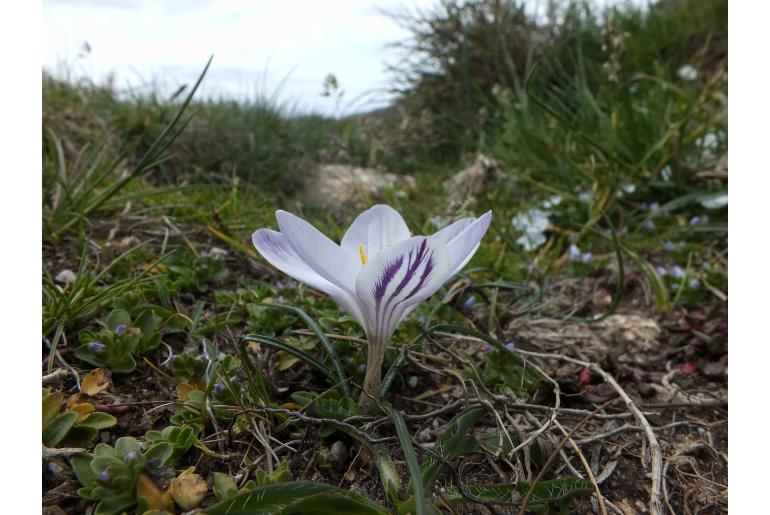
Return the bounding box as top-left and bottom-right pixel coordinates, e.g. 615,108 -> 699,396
42,0 -> 438,116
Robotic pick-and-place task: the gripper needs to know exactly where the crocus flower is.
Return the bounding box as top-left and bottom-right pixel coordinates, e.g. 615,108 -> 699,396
253,204 -> 492,409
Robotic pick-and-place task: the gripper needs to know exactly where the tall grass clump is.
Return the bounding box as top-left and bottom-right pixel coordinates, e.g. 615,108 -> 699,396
42,69 -> 372,209
385,0 -> 727,194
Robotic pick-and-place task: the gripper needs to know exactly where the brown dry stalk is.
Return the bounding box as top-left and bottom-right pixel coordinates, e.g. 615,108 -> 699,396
516,349 -> 664,515
518,399 -> 615,515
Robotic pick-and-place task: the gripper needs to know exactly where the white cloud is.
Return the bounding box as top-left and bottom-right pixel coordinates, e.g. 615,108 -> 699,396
43,0 -> 436,115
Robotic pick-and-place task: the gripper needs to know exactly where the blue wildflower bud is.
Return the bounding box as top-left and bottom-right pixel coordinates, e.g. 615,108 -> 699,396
114,324 -> 126,335
214,383 -> 225,397
655,266 -> 668,276
98,470 -> 111,483
568,244 -> 581,262
88,342 -> 105,352
124,450 -> 140,463
504,341 -> 516,351
688,278 -> 700,289
580,252 -> 593,263
671,265 -> 685,279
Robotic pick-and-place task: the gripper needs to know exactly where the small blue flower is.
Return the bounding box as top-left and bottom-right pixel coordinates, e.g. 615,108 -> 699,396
663,241 -> 676,251
655,266 -> 668,276
688,278 -> 700,289
98,470 -> 111,483
357,364 -> 367,375
643,219 -> 656,230
580,252 -> 593,263
671,265 -> 686,279
702,261 -> 712,271
648,202 -> 661,214
462,295 -> 477,312
214,383 -> 225,396
568,244 -> 581,262
114,324 -> 127,335
124,451 -> 140,462
88,342 -> 105,352
504,341 -> 516,351
689,215 -> 710,226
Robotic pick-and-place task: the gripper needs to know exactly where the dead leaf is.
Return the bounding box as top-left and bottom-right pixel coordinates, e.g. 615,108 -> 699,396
66,392 -> 92,408
81,369 -> 111,396
279,402 -> 302,410
43,390 -> 64,427
170,466 -> 207,510
136,472 -> 174,511
176,383 -> 200,402
68,402 -> 95,423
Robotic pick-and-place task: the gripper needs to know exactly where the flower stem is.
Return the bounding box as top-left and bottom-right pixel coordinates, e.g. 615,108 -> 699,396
359,341 -> 385,411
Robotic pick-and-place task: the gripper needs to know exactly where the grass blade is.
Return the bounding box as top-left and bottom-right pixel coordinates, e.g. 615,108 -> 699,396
206,480 -> 388,514
265,303 -> 351,398
241,334 -> 336,385
382,402 -> 427,515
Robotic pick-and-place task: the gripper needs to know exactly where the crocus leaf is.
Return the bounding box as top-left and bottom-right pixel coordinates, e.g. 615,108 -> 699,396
206,481 -> 388,514
382,402 -> 426,515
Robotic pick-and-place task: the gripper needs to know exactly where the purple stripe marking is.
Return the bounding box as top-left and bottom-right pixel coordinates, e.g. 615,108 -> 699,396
371,240 -> 437,340
389,240 -> 429,300
373,256 -> 404,304
403,254 -> 434,300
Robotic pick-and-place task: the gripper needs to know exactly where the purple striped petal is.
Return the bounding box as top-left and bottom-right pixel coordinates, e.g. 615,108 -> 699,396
276,210 -> 360,293
356,236 -> 450,345
252,228 -> 364,324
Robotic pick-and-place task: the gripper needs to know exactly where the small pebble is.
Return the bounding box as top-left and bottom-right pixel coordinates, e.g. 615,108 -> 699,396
55,269 -> 77,284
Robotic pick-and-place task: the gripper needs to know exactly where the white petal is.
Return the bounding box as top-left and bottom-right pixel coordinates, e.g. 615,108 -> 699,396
276,210 -> 360,293
445,211 -> 493,275
252,229 -> 364,322
355,236 -> 450,345
429,217 -> 475,246
340,204 -> 411,261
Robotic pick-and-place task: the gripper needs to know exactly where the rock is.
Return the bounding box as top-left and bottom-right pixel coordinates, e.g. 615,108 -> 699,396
304,164 -> 415,211
55,269 -> 77,284
443,154 -> 500,213
330,440 -> 349,472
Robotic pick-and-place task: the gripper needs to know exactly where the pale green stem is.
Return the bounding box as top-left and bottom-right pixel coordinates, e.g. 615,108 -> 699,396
359,339 -> 386,412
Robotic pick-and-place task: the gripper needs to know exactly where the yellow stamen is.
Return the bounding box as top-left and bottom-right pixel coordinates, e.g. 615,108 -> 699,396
358,244 -> 367,265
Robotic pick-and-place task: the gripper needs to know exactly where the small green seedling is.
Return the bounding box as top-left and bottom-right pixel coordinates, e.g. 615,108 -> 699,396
75,308 -> 162,373
70,436 -> 173,515
212,461 -> 291,502
42,388 -> 116,448
172,352 -> 208,384
143,425 -> 198,467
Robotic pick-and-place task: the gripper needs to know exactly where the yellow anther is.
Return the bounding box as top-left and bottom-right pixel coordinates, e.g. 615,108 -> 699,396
358,244 -> 367,265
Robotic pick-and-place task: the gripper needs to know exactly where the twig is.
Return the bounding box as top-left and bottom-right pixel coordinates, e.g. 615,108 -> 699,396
516,349 -> 664,515
519,400 -> 615,515
42,446 -> 86,459
42,368 -> 70,385
554,419 -> 608,515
